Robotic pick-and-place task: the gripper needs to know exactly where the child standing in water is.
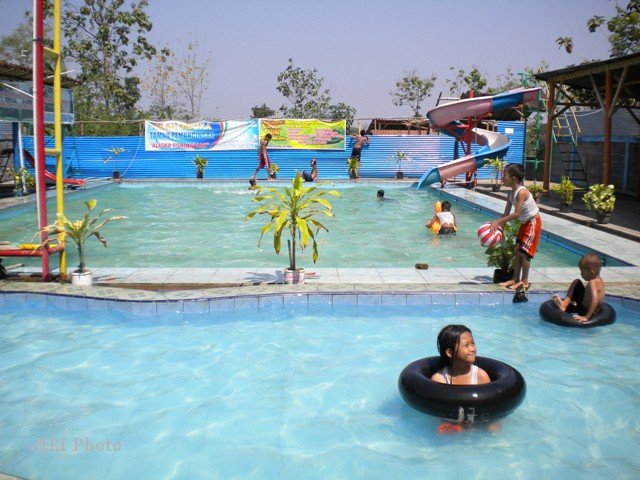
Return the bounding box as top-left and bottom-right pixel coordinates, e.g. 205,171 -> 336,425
426,200 -> 457,236
431,324 -> 491,385
489,163 -> 541,292
552,252 -> 606,323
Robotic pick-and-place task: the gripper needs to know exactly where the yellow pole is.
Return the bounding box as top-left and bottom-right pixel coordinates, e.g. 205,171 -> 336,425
44,0 -> 66,278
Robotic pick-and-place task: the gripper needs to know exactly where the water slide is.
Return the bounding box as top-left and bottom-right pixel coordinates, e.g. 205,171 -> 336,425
416,87 -> 543,189
22,149 -> 86,187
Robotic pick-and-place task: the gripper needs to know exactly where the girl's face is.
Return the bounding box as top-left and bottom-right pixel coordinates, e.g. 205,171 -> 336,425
448,332 -> 477,365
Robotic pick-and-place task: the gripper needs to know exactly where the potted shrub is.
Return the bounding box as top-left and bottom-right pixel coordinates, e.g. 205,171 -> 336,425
528,182 -> 544,204
486,157 -> 507,192
9,167 -> 35,196
485,221 -> 518,283
582,183 -> 616,224
245,173 -> 341,284
347,156 -> 359,180
193,154 -> 208,179
386,150 -> 412,179
40,199 -> 127,285
269,163 -> 280,180
552,176 -> 575,212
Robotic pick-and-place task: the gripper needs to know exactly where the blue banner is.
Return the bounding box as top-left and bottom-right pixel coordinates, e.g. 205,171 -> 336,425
145,120 -> 259,151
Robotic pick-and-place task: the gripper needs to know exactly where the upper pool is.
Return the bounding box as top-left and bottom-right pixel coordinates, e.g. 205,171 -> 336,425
0,182 -> 586,269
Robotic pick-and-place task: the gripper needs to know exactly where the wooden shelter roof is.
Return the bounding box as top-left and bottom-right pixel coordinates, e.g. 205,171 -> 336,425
0,59 -> 79,88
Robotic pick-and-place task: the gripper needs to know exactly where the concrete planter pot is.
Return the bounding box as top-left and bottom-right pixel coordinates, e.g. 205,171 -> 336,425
283,268 -> 305,284
596,212 -> 611,224
70,270 -> 93,286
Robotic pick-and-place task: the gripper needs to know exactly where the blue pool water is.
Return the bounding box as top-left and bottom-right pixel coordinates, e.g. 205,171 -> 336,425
0,182 -> 586,269
0,297 -> 638,479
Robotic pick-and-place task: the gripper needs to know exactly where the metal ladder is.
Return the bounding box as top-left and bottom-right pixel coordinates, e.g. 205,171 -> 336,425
550,87 -> 589,188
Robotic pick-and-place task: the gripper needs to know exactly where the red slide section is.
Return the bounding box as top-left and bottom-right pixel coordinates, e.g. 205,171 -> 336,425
22,149 -> 85,187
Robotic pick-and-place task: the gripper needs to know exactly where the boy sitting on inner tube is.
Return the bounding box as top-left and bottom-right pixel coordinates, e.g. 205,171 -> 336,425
426,201 -> 457,235
552,253 -> 606,323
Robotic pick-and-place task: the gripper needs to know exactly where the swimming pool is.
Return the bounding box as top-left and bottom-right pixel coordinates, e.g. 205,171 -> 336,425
0,182 -> 586,269
0,295 -> 638,479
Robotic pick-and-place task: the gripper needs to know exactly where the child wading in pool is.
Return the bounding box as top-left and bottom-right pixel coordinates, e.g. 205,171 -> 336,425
552,253 -> 606,323
426,200 -> 457,236
489,163 -> 541,292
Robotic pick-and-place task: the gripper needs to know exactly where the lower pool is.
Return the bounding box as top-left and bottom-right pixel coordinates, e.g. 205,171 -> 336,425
0,297 -> 638,479
0,182 -> 585,269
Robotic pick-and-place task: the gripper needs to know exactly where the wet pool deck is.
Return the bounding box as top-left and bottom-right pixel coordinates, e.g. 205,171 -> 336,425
1,180 -> 639,306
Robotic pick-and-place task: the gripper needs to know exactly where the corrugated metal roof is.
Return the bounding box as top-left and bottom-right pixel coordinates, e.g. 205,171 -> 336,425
0,59 -> 79,88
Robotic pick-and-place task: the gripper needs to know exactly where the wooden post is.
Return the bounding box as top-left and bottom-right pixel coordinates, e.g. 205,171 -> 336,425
543,82 -> 555,191
603,69 -> 612,185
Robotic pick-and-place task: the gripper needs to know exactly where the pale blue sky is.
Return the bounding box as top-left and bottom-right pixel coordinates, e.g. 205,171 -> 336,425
0,0 -> 620,119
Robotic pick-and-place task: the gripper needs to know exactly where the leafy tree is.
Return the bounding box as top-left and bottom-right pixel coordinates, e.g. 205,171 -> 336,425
326,102 -> 356,131
251,103 -> 276,118
175,36 -> 211,120
446,66 -> 487,97
589,0 -> 640,57
276,58 -> 332,118
0,21 -> 33,66
389,69 -> 436,117
557,1 -> 639,57
61,0 -> 159,133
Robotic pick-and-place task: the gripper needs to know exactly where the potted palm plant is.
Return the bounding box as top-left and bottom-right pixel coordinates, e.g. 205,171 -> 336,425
485,221 -> 518,283
552,176 -> 575,212
386,150 -> 412,179
269,163 -> 280,180
486,157 -> 507,192
582,183 -> 616,224
104,147 -> 126,180
347,156 -> 359,180
245,173 -> 341,284
9,167 -> 35,196
40,199 -> 127,285
193,154 -> 208,179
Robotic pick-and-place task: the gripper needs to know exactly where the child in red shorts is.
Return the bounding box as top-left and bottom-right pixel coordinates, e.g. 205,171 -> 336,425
489,163 -> 541,292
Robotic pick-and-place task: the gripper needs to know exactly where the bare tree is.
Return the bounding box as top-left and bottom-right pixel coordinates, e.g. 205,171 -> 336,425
176,36 -> 212,120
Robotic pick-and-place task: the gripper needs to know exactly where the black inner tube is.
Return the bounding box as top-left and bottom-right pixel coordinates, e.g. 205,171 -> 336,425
539,299 -> 616,328
398,356 -> 526,422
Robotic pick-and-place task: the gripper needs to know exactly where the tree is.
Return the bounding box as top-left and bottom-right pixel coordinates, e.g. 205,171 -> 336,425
61,0 -> 159,133
251,103 -> 276,118
143,45 -> 185,119
276,58 -> 331,118
446,66 -> 487,97
326,102 -> 356,131
589,0 -> 640,57
389,69 -> 436,117
175,36 -> 211,120
0,21 -> 33,66
558,1 -> 639,58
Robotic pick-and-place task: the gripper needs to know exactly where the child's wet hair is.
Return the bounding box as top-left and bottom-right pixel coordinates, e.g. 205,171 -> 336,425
360,129 -> 366,136
249,178 -> 256,186
504,163 -> 525,182
581,252 -> 602,274
377,189 -> 384,197
437,324 -> 472,368
441,200 -> 451,211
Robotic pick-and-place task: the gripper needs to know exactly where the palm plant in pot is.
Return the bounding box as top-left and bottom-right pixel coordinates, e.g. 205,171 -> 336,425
40,199 -> 127,285
347,156 -> 359,179
528,182 -> 544,204
193,154 -> 208,179
486,157 -> 507,191
485,221 -> 518,283
245,174 -> 341,284
269,163 -> 280,179
552,176 -> 575,212
582,183 -> 615,224
386,150 -> 412,179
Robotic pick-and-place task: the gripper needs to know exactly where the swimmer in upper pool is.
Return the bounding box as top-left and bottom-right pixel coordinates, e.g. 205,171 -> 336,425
431,324 -> 490,385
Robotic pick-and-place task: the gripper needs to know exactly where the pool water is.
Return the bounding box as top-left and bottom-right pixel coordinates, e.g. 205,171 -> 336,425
0,298 -> 638,479
0,182 -> 583,269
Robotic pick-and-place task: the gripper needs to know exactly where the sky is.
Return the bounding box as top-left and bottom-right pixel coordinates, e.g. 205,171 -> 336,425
0,0 -> 621,120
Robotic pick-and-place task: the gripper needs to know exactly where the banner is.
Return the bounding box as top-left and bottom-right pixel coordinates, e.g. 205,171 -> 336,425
260,119 -> 346,150
145,120 -> 259,151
